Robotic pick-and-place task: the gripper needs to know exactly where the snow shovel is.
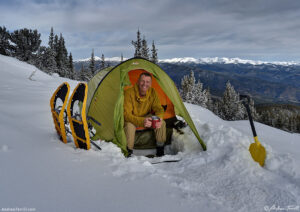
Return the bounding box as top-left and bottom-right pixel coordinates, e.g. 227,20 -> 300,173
240,95 -> 266,167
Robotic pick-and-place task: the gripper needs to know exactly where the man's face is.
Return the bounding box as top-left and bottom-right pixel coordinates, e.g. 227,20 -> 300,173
138,75 -> 152,96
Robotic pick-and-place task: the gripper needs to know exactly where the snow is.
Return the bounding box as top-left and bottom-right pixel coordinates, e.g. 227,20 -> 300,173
0,54 -> 299,212
160,57 -> 199,64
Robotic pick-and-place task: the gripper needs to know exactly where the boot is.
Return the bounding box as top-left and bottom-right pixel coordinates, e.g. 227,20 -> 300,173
126,147 -> 133,158
156,146 -> 164,157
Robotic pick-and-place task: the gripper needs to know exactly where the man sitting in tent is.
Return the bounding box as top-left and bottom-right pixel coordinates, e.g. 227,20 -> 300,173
124,72 -> 166,157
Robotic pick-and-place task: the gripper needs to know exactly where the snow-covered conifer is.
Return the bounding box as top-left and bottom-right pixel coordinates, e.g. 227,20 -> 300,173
79,64 -> 90,81
194,81 -> 208,108
48,27 -> 54,50
68,53 -> 74,79
181,71 -> 195,103
89,49 -> 95,76
35,46 -> 57,74
206,88 -> 214,111
100,54 -> 105,70
54,33 -> 69,77
181,70 -> 208,107
0,26 -> 11,56
141,35 -> 149,59
221,81 -> 245,120
10,28 -> 41,62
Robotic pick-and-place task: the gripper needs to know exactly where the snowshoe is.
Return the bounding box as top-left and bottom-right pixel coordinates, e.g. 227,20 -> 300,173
67,82 -> 91,150
50,82 -> 70,143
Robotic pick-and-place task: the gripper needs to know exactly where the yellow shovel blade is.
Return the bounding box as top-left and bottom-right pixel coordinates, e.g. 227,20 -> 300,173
249,137 -> 266,167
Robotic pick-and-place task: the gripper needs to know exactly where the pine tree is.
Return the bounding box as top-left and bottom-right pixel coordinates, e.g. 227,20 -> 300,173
180,70 -> 208,107
100,54 -> 105,70
47,47 -> 58,74
68,53 -> 74,79
38,27 -> 58,74
79,64 -> 88,81
292,115 -> 299,132
248,97 -> 259,121
34,46 -> 47,72
150,40 -> 158,64
296,115 -> 300,133
54,34 -> 59,51
54,34 -> 61,70
187,71 -> 196,103
194,80 -> 208,107
221,81 -> 245,120
206,87 -> 214,111
48,27 -> 54,50
35,46 -> 57,74
180,71 -> 195,103
89,49 -> 95,76
55,33 -> 68,77
10,28 -> 41,62
212,99 -> 221,116
141,35 -> 149,59
132,29 -> 142,57
61,35 -> 68,60
0,26 -> 11,56
275,110 -> 284,129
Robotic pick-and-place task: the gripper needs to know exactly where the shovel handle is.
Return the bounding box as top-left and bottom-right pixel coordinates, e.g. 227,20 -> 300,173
240,95 -> 257,138
254,136 -> 261,145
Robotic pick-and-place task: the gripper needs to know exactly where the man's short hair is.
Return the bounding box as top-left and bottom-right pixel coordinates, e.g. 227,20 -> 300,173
139,72 -> 152,80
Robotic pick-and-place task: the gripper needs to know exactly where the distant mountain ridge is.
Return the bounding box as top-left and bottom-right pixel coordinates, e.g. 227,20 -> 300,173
159,57 -> 300,66
159,61 -> 300,105
75,56 -> 300,66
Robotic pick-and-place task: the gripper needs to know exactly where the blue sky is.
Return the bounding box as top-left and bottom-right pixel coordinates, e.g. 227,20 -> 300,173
1,0 -> 300,61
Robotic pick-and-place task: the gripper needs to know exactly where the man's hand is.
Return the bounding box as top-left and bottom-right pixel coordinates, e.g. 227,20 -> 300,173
144,117 -> 152,128
155,118 -> 163,129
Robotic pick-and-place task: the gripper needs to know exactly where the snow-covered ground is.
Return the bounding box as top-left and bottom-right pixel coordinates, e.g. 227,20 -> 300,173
0,54 -> 299,212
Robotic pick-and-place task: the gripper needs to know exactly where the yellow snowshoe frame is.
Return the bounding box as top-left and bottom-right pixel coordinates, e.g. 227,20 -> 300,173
67,83 -> 91,150
50,82 -> 70,144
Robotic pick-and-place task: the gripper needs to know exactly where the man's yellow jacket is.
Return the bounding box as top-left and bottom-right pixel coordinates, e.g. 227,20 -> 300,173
124,84 -> 164,127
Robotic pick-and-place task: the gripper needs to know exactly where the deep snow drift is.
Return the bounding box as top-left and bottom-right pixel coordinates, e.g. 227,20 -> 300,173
0,55 -> 299,212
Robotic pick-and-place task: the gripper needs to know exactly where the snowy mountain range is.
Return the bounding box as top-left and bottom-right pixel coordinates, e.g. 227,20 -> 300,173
75,56 -> 300,66
1,54 -> 299,212
160,57 -> 300,66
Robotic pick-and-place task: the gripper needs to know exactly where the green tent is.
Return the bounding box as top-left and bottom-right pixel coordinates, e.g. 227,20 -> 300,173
86,57 -> 206,155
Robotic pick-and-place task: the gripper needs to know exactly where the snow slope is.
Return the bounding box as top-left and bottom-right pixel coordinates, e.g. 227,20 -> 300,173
0,55 -> 299,212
